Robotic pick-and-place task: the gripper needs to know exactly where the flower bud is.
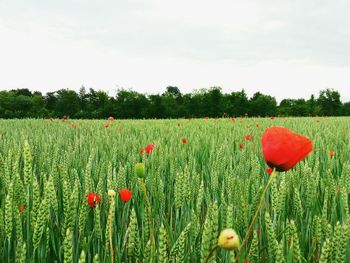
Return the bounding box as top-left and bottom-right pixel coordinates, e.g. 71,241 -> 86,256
218,228 -> 240,250
135,163 -> 145,178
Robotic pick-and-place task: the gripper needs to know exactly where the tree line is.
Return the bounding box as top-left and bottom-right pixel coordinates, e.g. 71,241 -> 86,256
0,86 -> 349,119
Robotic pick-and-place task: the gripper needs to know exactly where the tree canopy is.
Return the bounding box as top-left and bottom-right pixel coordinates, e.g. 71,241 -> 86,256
0,87 -> 348,119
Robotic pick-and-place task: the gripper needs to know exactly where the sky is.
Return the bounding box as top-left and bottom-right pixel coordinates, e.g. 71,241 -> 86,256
1,0 -> 350,102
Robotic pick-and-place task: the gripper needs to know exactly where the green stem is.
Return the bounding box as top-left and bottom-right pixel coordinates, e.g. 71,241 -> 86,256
140,179 -> 156,262
233,168 -> 277,263
204,245 -> 219,263
108,198 -> 115,263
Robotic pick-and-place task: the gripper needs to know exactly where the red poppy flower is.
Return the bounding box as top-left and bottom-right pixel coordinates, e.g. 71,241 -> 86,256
63,115 -> 67,119
104,123 -> 110,128
329,149 -> 335,158
145,144 -> 155,155
19,203 -> 25,213
245,134 -> 252,140
86,192 -> 101,208
239,143 -> 244,149
49,117 -> 53,121
266,167 -> 273,174
262,126 -> 312,171
108,116 -> 114,121
119,189 -> 132,203
181,138 -> 187,143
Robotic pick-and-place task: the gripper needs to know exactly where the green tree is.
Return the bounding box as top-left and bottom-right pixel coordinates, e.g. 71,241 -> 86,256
225,89 -> 249,116
317,89 -> 342,116
55,89 -> 81,118
249,92 -> 277,116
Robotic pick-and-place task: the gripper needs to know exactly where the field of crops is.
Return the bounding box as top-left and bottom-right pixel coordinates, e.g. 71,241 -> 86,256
1,117 -> 350,262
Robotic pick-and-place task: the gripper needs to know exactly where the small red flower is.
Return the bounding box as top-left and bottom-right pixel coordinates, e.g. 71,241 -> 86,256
86,192 -> 101,208
329,149 -> 335,158
262,126 -> 313,171
266,167 -> 273,174
19,203 -> 25,213
119,189 -> 132,203
239,143 -> 244,149
245,134 -> 252,140
49,117 -> 53,121
108,116 -> 114,121
181,138 -> 187,143
245,112 -> 248,117
104,123 -> 110,128
145,144 -> 155,155
63,115 -> 67,119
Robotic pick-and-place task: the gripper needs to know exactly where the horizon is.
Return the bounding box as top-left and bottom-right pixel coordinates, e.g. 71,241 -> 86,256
1,86 -> 349,104
1,0 -> 350,102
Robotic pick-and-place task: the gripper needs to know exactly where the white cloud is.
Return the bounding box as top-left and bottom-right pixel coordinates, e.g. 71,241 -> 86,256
0,0 -> 350,102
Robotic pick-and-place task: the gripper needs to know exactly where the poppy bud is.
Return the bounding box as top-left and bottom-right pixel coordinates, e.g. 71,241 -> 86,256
218,228 -> 240,250
135,163 -> 145,178
266,167 -> 273,174
119,189 -> 132,203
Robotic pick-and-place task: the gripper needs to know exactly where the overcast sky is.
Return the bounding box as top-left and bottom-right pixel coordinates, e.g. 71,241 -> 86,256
1,0 -> 350,102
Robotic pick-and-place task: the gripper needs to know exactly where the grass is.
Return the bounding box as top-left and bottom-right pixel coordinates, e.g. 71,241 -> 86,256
0,117 -> 350,262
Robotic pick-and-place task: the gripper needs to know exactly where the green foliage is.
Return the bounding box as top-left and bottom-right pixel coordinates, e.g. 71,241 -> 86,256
1,87 -> 350,118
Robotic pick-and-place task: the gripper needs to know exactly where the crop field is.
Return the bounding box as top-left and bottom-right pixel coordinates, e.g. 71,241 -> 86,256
1,117 -> 350,263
